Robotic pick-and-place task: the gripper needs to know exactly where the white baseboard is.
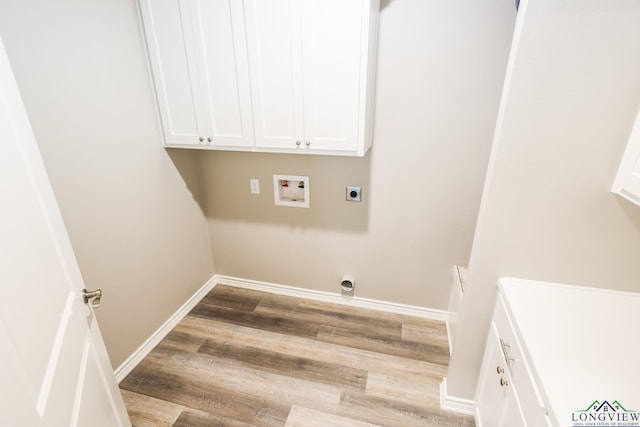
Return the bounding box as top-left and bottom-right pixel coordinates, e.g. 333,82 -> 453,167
439,377 -> 475,416
114,276 -> 217,383
214,274 -> 448,321
114,274 -> 449,382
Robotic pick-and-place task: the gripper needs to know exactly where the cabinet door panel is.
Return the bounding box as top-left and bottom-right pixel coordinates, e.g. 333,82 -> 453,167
475,323 -> 526,427
502,388 -> 527,427
140,0 -> 205,145
494,296 -> 549,426
245,0 -> 303,149
196,0 -> 253,147
612,108 -> 640,205
301,0 -> 362,151
476,323 -> 510,427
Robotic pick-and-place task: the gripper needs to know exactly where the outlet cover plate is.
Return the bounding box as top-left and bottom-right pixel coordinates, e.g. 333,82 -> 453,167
346,186 -> 361,202
250,179 -> 260,194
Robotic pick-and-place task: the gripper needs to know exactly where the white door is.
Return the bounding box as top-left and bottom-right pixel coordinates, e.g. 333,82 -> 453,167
0,38 -> 130,427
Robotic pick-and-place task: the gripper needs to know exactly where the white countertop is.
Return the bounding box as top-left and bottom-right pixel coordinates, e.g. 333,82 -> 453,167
499,278 -> 640,426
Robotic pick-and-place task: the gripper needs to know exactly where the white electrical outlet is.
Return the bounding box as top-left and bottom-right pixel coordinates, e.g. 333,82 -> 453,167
250,179 -> 260,194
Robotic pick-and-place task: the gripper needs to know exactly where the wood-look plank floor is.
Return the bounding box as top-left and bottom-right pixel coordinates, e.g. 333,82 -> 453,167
120,285 -> 475,427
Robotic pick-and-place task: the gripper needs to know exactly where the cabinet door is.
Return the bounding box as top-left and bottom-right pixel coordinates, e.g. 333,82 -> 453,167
244,0 -> 304,150
501,388 -> 527,427
612,108 -> 640,206
140,0 -> 206,146
140,0 -> 254,148
475,323 -> 526,427
195,0 -> 254,147
494,296 -> 550,427
300,0 -> 364,152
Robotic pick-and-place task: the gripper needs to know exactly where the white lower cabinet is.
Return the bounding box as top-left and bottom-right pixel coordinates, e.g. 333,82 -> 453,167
475,323 -> 526,427
491,278 -> 640,427
476,294 -> 551,427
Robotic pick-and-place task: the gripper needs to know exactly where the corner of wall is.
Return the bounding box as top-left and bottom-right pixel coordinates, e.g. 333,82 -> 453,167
439,377 -> 476,416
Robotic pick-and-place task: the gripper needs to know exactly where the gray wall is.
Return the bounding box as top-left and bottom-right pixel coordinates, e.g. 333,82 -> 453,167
447,0 -> 640,400
0,0 -> 215,368
201,0 -> 516,309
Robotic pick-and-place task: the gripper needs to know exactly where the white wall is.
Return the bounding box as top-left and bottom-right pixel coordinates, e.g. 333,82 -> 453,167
201,0 -> 516,309
0,0 -> 214,368
447,0 -> 640,400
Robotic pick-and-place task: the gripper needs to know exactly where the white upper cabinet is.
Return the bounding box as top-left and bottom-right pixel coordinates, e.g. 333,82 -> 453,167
140,0 -> 254,148
245,0 -> 377,155
612,107 -> 640,206
139,0 -> 379,156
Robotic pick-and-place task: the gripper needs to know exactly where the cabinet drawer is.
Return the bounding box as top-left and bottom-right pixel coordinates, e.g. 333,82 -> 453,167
493,295 -> 549,427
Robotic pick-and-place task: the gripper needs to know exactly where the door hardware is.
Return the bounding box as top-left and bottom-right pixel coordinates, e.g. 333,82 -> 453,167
82,288 -> 102,309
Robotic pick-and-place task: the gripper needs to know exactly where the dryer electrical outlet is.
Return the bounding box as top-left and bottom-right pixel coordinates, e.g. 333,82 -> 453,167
346,186 -> 361,202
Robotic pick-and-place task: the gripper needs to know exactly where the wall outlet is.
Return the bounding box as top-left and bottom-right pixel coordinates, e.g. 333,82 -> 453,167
346,186 -> 361,202
250,179 -> 260,194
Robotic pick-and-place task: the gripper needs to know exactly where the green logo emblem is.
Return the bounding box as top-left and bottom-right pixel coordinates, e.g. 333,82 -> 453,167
572,400 -> 639,426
